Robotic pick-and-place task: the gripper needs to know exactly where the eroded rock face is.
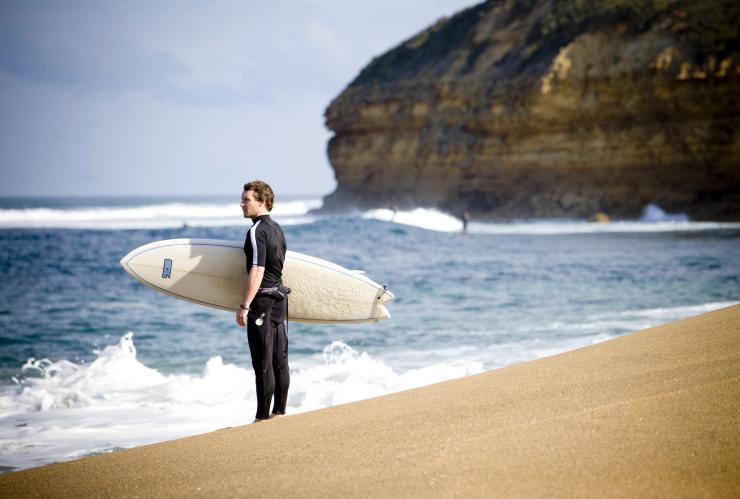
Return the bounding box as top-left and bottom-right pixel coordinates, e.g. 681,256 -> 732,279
322,0 -> 740,220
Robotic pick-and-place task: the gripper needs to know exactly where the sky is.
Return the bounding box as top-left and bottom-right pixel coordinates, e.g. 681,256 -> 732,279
0,0 -> 479,197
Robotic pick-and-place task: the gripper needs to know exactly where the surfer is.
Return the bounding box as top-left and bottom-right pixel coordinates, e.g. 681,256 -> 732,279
237,180 -> 290,422
461,210 -> 470,234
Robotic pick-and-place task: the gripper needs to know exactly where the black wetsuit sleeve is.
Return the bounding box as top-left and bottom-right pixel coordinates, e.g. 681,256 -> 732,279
252,226 -> 268,267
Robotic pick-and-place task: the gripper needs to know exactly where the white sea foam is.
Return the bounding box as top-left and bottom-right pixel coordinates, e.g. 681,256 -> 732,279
0,333 -> 482,471
361,204 -> 740,234
639,203 -> 689,222
609,301 -> 738,320
363,208 -> 464,232
1,301 -> 735,471
465,220 -> 740,235
0,199 -> 322,230
540,302 -> 739,339
290,341 -> 483,411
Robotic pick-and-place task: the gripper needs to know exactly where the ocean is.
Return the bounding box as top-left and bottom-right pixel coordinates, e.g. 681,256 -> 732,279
0,195 -> 738,473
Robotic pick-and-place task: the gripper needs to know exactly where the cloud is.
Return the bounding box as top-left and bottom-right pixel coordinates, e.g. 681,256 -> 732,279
0,0 -> 479,196
0,2 -> 185,94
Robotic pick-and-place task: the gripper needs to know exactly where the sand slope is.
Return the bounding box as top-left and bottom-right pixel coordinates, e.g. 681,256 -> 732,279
2,305 -> 739,498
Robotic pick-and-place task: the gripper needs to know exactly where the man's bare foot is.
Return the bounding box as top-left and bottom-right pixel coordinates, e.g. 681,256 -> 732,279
252,418 -> 268,424
269,413 -> 284,420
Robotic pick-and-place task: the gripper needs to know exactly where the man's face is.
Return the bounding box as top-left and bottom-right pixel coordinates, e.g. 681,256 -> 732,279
240,190 -> 263,218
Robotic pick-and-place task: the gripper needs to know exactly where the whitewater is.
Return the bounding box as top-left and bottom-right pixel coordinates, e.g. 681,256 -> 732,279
1,196 -> 738,471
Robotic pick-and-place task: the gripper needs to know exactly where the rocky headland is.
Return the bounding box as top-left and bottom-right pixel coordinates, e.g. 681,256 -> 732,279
322,0 -> 740,220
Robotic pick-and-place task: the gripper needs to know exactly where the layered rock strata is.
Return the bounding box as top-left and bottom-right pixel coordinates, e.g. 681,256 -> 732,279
323,0 -> 740,220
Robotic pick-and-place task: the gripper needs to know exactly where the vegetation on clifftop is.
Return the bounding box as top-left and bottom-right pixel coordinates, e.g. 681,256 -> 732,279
352,0 -> 740,86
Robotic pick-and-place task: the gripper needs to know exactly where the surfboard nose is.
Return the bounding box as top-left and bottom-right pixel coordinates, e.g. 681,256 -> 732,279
119,252 -> 131,272
119,247 -> 139,274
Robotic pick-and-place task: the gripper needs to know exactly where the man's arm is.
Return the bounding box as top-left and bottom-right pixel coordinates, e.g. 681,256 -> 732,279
236,266 -> 265,327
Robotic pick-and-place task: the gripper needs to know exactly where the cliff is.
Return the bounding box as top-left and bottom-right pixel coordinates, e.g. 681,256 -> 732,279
322,0 -> 740,220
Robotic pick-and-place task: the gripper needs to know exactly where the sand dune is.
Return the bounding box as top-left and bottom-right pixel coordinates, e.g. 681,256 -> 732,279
2,305 -> 738,497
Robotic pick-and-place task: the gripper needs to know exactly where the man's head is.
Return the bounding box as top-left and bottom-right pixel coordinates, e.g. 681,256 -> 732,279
241,180 -> 274,219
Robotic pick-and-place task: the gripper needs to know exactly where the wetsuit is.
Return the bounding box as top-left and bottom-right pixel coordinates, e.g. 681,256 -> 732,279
244,214 -> 289,420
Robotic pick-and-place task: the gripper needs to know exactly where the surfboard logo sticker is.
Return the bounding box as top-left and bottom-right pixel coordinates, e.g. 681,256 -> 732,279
162,259 -> 172,279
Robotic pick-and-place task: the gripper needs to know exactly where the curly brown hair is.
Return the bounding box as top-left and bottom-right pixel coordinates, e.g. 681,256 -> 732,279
243,180 -> 275,211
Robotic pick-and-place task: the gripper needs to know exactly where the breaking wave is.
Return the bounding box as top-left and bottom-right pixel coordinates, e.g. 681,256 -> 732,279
0,199 -> 322,230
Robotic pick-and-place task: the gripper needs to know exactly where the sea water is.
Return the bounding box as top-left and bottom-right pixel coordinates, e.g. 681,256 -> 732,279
0,196 -> 738,472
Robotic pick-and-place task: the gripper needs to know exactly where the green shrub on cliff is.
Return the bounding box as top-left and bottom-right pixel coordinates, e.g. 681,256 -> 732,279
354,0 -> 739,85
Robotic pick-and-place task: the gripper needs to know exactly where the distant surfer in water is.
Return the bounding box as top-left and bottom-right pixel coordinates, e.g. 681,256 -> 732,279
237,180 -> 291,422
461,210 -> 470,234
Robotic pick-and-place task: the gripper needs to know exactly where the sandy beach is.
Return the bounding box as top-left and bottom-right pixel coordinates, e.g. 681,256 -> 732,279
1,304 -> 738,497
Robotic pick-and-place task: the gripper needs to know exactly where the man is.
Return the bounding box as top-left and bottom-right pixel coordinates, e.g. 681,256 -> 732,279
236,180 -> 290,422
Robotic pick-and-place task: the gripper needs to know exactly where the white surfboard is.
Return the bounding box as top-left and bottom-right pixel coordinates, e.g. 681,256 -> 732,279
120,239 -> 393,324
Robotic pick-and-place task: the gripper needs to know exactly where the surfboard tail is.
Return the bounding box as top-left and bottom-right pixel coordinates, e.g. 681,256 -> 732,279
375,305 -> 391,321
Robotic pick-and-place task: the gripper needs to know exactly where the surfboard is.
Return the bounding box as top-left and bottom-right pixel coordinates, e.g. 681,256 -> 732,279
119,238 -> 393,324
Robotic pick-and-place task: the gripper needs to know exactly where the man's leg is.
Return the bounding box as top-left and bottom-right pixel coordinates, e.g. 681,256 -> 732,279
246,296 -> 275,420
271,299 -> 290,415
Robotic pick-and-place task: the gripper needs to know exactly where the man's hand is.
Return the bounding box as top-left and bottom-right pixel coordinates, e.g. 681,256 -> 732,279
236,307 -> 248,327
238,266 -> 264,328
